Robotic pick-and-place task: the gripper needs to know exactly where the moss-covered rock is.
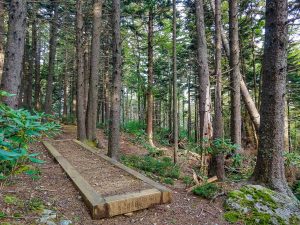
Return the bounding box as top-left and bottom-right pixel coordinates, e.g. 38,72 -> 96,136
224,185 -> 300,225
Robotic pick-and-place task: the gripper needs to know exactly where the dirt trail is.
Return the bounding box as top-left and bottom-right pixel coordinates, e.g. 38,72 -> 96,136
0,126 -> 230,225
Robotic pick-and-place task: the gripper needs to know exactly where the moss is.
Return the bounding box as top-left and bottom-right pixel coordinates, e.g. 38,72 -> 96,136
289,215 -> 300,225
224,211 -> 240,223
224,185 -> 300,225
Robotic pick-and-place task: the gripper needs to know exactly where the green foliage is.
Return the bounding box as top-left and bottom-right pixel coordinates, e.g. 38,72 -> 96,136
0,91 -> 61,179
208,139 -> 238,155
121,155 -> 180,182
28,197 -> 44,211
292,181 -> 300,200
231,153 -> 244,168
182,175 -> 193,187
192,183 -> 219,199
122,120 -> 146,135
284,152 -> 300,168
4,195 -> 19,205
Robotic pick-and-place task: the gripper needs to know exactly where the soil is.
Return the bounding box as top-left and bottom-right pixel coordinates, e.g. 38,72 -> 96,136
0,125 -> 231,225
50,140 -> 151,197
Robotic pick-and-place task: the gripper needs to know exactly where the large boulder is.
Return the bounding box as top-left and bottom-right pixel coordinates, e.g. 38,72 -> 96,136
224,185 -> 300,225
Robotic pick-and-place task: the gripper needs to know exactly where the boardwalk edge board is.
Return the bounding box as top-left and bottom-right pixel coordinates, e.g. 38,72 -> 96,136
42,140 -> 172,219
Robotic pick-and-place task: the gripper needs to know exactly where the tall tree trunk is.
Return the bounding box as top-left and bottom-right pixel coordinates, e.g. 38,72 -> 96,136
44,0 -> 58,114
252,0 -> 293,197
1,0 -> 26,109
23,31 -> 33,109
211,0 -> 225,180
84,43 -> 90,112
103,44 -> 110,127
76,0 -> 87,140
195,0 -> 212,144
173,0 -> 178,163
146,8 -> 155,147
210,0 -> 260,131
229,0 -> 242,150
187,72 -> 191,140
63,51 -> 68,118
32,9 -> 41,111
108,0 -> 121,159
86,0 -> 103,141
0,1 -> 4,85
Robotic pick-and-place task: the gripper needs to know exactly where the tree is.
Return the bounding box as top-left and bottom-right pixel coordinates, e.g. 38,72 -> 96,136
146,6 -> 155,147
76,0 -> 87,141
86,0 -> 103,142
211,0 -> 225,180
32,7 -> 41,111
44,0 -> 59,114
108,0 -> 122,160
1,0 -> 27,109
252,0 -> 293,197
172,0 -> 178,163
229,0 -> 242,151
0,1 -> 4,85
195,0 -> 212,144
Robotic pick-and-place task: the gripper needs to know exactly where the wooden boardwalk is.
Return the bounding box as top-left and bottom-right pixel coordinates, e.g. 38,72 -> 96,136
43,140 -> 172,219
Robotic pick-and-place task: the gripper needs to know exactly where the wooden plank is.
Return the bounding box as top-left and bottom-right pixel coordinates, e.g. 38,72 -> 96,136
73,139 -> 172,204
42,141 -> 107,219
104,188 -> 161,217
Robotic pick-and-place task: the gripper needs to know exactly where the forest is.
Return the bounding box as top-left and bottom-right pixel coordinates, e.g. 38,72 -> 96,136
0,0 -> 300,224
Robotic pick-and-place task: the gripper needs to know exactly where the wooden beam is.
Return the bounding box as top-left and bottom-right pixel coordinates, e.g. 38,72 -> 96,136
42,141 -> 107,218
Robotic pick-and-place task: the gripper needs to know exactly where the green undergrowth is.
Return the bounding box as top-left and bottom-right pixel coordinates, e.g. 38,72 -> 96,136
192,183 -> 219,199
1,194 -> 45,220
292,181 -> 300,200
0,90 -> 61,180
121,155 -> 180,184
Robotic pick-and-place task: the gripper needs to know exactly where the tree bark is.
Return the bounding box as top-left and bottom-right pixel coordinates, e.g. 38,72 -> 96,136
76,0 -> 87,140
195,0 -> 213,144
63,51 -> 68,118
86,0 -> 103,141
211,0 -> 225,180
44,0 -> 58,114
229,0 -> 242,150
0,1 -> 5,85
32,9 -> 41,111
108,0 -> 121,159
252,0 -> 293,197
146,8 -> 155,147
1,0 -> 26,109
172,0 -> 178,164
23,30 -> 33,109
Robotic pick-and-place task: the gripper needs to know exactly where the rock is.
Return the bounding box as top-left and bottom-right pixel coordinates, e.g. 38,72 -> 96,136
59,220 -> 73,225
224,185 -> 300,225
124,212 -> 134,217
46,221 -> 57,225
37,209 -> 57,224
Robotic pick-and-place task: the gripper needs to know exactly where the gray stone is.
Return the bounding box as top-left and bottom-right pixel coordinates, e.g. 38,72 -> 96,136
59,220 -> 73,225
224,185 -> 300,225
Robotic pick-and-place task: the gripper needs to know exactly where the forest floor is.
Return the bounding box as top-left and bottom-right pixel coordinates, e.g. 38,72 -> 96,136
0,125 -> 241,225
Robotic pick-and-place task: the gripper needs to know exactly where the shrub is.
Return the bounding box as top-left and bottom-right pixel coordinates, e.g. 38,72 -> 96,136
192,183 -> 219,199
121,155 -> 180,182
0,90 -> 61,179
